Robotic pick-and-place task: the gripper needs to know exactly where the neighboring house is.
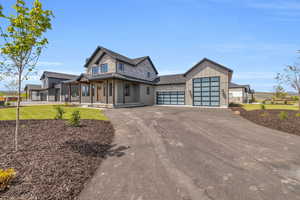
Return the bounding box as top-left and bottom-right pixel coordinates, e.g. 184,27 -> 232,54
24,84 -> 42,101
25,46 -> 252,108
25,71 -> 78,102
229,83 -> 254,104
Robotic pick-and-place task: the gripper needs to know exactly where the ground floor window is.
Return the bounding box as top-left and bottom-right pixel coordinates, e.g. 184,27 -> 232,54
109,83 -> 112,96
125,84 -> 130,96
146,87 -> 150,95
82,85 -> 90,96
193,76 -> 220,106
156,91 -> 185,105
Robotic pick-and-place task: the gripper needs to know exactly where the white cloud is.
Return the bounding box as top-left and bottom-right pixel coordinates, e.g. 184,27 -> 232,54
37,61 -> 64,67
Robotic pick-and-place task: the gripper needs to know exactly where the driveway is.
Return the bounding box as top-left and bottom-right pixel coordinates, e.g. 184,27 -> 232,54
79,106 -> 300,200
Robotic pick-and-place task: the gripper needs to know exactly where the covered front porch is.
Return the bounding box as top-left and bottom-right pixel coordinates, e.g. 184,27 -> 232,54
63,78 -> 146,108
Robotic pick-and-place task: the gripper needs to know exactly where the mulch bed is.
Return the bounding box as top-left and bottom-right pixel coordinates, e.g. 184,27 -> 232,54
0,120 -> 117,200
231,107 -> 300,136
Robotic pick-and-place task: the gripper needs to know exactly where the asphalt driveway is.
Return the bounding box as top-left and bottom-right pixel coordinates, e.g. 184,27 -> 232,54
79,106 -> 300,200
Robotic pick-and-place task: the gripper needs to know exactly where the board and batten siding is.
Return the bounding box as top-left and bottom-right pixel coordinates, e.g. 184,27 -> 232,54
86,51 -> 116,75
185,60 -> 231,107
117,59 -> 157,81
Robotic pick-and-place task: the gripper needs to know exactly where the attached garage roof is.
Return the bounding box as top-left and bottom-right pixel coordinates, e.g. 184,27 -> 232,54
40,71 -> 78,80
155,74 -> 186,85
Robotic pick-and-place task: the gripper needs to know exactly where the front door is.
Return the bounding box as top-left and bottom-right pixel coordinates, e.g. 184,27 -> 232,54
97,85 -> 101,102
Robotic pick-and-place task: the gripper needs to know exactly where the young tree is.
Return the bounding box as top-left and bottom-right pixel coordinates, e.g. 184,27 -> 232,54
0,0 -> 53,151
273,85 -> 287,99
276,64 -> 300,110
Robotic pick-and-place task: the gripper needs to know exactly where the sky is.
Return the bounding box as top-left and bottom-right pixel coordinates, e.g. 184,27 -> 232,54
0,0 -> 300,92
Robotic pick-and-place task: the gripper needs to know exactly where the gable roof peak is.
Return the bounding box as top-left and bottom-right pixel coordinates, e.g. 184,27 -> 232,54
184,58 -> 233,76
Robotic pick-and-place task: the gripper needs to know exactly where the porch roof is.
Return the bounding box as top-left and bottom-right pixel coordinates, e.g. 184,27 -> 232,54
63,73 -> 156,85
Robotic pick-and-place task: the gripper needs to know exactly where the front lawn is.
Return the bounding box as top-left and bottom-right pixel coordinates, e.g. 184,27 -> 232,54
0,105 -> 108,120
242,104 -> 299,111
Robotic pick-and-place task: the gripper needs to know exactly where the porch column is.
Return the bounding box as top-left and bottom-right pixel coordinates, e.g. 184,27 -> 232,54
69,84 -> 71,102
79,83 -> 81,104
112,79 -> 115,106
106,80 -> 109,104
123,80 -> 125,104
90,83 -> 93,105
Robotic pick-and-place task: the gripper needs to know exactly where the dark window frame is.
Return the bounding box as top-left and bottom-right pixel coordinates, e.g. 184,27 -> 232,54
101,63 -> 108,73
125,84 -> 130,96
146,87 -> 150,95
118,63 -> 124,72
109,83 -> 113,96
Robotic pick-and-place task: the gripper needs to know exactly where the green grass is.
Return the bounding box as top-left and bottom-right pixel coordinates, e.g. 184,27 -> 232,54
242,104 -> 299,111
0,105 -> 108,120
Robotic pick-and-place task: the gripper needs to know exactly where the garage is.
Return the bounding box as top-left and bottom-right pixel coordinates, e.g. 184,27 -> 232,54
193,76 -> 220,106
156,91 -> 185,105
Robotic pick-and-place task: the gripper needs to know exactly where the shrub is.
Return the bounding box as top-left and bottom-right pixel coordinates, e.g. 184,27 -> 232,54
262,100 -> 266,104
229,102 -> 241,107
68,110 -> 81,127
54,106 -> 65,120
278,111 -> 288,120
0,168 -> 16,191
5,102 -> 11,106
295,113 -> 300,117
260,104 -> 266,110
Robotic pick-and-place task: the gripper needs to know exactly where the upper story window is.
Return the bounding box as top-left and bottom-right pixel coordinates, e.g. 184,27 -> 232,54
101,63 -> 108,73
92,66 -> 100,75
118,63 -> 124,72
147,72 -> 151,78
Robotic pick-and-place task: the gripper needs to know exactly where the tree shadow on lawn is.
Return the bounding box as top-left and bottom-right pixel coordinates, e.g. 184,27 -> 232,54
65,140 -> 130,158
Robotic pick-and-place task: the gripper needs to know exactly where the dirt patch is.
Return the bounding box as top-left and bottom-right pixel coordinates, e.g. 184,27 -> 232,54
0,120 -> 119,200
232,107 -> 300,136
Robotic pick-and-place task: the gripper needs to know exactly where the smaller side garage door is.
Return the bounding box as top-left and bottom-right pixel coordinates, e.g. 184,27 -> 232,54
157,91 -> 185,105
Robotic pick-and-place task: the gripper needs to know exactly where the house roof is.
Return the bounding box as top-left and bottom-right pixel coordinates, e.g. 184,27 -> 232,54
155,74 -> 186,85
184,58 -> 233,76
24,84 -> 42,90
40,71 -> 79,80
65,73 -> 156,85
229,82 -> 254,93
84,46 -> 159,74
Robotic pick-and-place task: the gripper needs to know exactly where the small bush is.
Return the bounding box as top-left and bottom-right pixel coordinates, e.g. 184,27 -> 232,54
260,104 -> 266,110
5,102 -> 11,106
68,110 -> 81,127
54,106 -> 65,120
229,102 -> 241,107
0,168 -> 16,191
278,111 -> 288,120
295,113 -> 300,117
262,100 -> 266,104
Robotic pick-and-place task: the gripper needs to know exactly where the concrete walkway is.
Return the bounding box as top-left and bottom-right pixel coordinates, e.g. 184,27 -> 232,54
79,106 -> 300,200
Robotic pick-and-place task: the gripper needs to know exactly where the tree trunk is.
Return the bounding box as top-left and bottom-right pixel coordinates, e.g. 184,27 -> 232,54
298,93 -> 300,111
15,74 -> 21,152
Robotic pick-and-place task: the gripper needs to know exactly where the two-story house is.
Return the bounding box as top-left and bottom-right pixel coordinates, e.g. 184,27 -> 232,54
25,46 -> 253,108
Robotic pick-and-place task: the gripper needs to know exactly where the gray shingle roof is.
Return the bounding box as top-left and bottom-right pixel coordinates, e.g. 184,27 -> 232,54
184,58 -> 233,76
67,73 -> 156,85
41,71 -> 78,80
84,46 -> 158,74
155,74 -> 186,85
24,84 -> 42,90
